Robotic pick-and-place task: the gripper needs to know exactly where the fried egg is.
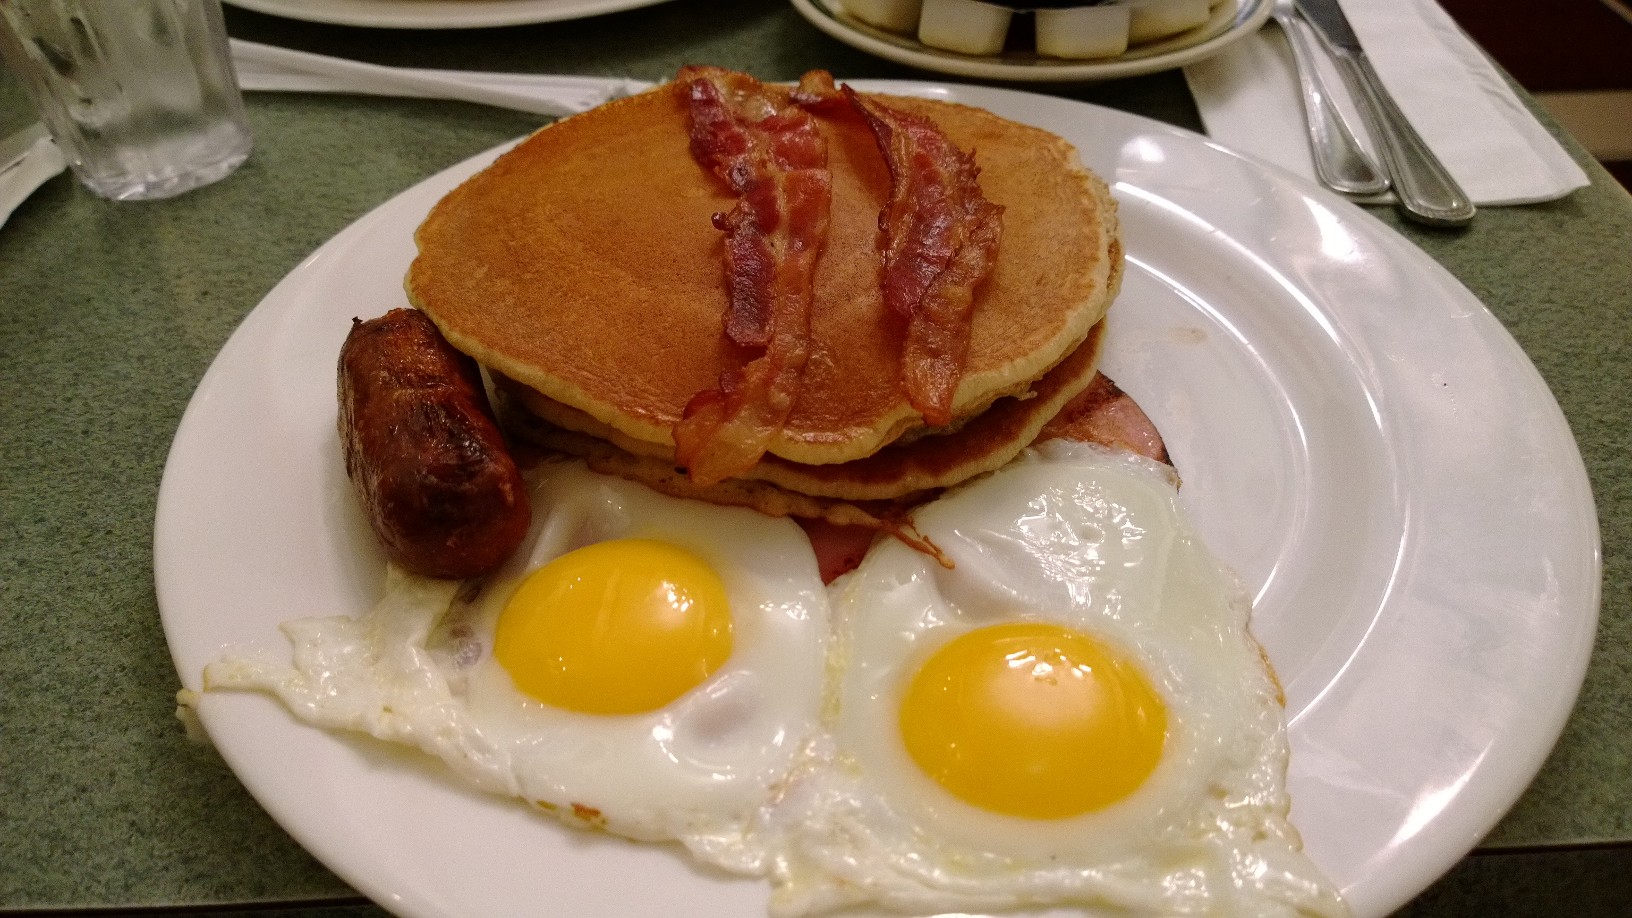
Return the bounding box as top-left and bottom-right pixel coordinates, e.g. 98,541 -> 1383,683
204,460 -> 830,871
203,446 -> 1345,916
753,441 -> 1348,917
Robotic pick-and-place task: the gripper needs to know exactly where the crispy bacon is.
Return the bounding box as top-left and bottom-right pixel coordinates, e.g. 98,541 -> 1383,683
672,66 -> 833,486
789,69 -> 848,113
841,87 -> 1003,428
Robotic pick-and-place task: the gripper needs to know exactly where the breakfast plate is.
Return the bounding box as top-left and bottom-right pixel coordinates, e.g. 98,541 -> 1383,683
225,0 -> 674,29
156,81 -> 1599,918
789,0 -> 1272,81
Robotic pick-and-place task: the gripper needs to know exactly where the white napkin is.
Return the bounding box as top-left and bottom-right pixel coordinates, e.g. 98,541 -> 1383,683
1184,0 -> 1589,205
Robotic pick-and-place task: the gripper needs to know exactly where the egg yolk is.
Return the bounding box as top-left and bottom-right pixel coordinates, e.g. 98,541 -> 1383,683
898,621 -> 1167,819
494,539 -> 733,715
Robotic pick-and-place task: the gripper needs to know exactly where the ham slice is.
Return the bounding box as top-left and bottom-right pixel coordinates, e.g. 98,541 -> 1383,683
803,373 -> 1172,583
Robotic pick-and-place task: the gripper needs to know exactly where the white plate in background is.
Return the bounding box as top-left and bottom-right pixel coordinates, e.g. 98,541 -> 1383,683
790,0 -> 1272,81
226,0 -> 673,29
157,82 -> 1600,918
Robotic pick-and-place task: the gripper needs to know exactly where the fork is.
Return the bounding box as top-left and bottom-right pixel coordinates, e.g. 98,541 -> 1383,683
1271,0 -> 1388,195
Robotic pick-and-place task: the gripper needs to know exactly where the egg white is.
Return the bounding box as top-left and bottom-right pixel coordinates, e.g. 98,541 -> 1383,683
754,441 -> 1348,918
202,445 -> 1346,916
204,459 -> 830,873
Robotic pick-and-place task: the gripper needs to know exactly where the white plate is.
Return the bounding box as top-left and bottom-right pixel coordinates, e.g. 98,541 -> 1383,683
157,82 -> 1599,918
225,0 -> 673,29
790,0 -> 1271,81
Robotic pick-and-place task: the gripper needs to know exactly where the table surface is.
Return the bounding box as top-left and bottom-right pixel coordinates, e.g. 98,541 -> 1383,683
3,1 -> 1628,915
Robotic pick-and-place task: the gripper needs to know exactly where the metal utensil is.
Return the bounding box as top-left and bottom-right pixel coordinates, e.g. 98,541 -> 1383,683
1295,0 -> 1476,226
229,40 -> 650,118
1271,0 -> 1387,195
0,122 -> 49,176
1,122 -> 67,230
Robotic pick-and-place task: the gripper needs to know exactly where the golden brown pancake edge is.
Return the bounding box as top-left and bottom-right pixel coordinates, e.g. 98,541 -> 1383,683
497,321 -> 1108,501
405,80 -> 1121,467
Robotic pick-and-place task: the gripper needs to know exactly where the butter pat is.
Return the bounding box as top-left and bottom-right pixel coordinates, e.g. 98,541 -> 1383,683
1127,0 -> 1210,44
842,0 -> 925,32
1036,5 -> 1133,59
918,0 -> 1015,55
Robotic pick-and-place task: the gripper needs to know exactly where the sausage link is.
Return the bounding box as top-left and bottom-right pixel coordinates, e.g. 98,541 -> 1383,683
337,308 -> 530,579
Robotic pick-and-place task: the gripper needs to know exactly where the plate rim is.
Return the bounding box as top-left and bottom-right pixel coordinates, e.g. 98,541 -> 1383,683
224,0 -> 675,29
156,80 -> 1601,918
789,0 -> 1273,82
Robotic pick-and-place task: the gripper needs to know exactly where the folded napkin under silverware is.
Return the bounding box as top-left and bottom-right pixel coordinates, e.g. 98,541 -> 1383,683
1184,0 -> 1589,211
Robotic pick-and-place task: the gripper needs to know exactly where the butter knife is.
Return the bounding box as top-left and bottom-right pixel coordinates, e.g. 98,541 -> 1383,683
1295,0 -> 1476,227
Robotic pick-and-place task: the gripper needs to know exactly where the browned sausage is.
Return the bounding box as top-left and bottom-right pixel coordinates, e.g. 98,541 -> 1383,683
337,308 -> 531,579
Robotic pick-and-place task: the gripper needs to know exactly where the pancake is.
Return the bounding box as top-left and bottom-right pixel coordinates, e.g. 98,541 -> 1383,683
499,321 -> 1107,501
500,417 -> 936,545
497,351 -> 1172,572
406,77 -> 1120,467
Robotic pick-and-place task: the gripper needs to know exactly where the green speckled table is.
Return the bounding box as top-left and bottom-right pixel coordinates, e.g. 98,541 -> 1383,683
2,1 -> 1628,915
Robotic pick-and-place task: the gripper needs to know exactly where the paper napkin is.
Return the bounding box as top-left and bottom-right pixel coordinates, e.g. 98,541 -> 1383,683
1184,0 -> 1590,205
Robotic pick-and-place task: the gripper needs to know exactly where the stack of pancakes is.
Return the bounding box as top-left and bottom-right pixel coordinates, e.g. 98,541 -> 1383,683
405,76 -> 1123,532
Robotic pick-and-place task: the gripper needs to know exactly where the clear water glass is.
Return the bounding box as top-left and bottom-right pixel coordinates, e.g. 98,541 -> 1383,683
0,0 -> 252,201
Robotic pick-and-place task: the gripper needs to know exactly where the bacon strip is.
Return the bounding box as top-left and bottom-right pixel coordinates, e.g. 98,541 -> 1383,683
672,66 -> 833,486
789,69 -> 849,114
841,87 -> 1003,428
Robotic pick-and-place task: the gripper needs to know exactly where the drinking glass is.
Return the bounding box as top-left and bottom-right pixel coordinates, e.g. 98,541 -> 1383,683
0,0 -> 252,201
